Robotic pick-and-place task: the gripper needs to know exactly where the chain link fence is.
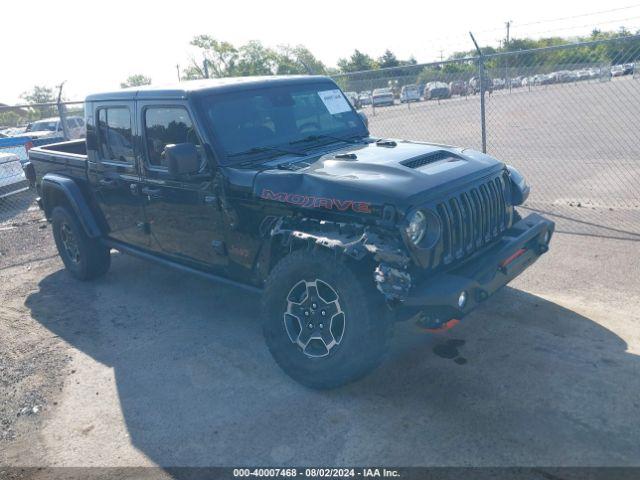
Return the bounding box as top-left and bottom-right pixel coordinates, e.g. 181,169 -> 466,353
0,102 -> 84,267
333,35 -> 640,240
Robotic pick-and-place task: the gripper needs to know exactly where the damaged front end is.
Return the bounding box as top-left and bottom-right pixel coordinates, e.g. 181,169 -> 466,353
267,217 -> 413,303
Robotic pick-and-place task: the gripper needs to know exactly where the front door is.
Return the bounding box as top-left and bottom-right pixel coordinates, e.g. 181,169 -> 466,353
87,103 -> 148,246
137,102 -> 227,268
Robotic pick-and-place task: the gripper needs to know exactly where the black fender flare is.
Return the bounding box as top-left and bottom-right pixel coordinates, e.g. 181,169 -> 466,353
41,173 -> 103,238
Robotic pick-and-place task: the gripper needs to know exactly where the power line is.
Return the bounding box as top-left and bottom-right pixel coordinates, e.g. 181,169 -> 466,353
515,15 -> 640,38
475,3 -> 640,34
516,3 -> 640,28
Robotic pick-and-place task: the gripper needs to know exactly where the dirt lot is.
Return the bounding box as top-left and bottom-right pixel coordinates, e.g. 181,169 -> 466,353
1,74 -> 639,470
1,210 -> 639,468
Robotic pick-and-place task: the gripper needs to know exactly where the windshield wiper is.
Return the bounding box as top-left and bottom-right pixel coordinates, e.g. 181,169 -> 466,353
227,145 -> 306,159
289,134 -> 363,146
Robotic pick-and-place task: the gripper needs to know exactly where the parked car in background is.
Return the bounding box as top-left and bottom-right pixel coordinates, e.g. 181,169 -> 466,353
358,91 -> 372,106
554,71 -> 577,83
576,69 -> 591,81
611,65 -> 625,77
623,63 -> 635,75
449,80 -> 467,96
26,116 -> 86,140
425,82 -> 451,100
399,84 -> 420,103
0,152 -> 28,198
492,78 -> 506,90
372,88 -> 395,106
468,75 -> 493,94
510,76 -> 522,88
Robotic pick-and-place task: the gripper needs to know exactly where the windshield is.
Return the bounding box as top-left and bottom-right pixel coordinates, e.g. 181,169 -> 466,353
198,82 -> 367,163
30,121 -> 58,132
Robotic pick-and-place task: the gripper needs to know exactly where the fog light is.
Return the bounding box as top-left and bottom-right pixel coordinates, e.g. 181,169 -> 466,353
458,291 -> 468,309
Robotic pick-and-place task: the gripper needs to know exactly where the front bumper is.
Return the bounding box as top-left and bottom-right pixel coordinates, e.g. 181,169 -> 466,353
403,213 -> 554,317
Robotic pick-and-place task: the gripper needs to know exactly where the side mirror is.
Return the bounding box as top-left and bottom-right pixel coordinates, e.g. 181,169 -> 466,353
358,111 -> 369,129
164,143 -> 200,176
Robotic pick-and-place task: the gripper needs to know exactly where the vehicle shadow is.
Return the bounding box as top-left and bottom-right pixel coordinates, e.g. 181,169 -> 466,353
24,254 -> 640,467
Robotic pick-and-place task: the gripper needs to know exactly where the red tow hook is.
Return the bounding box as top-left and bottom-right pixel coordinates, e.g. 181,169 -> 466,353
499,248 -> 527,272
418,318 -> 460,334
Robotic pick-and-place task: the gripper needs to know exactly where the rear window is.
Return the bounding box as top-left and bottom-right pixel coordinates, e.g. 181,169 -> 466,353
97,107 -> 135,163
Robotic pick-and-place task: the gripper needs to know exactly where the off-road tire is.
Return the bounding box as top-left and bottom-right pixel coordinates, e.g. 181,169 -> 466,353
51,206 -> 110,281
261,249 -> 392,389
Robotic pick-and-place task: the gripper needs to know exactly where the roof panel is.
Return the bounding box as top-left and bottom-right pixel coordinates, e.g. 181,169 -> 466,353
85,75 -> 332,102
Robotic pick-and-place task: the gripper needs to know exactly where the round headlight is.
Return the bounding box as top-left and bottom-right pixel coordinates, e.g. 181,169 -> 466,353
405,210 -> 427,245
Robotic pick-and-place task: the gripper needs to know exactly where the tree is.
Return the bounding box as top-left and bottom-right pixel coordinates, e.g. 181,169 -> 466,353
235,41 -> 278,76
20,85 -> 57,118
120,74 -> 151,88
21,85 -> 56,105
275,45 -> 327,75
184,35 -> 239,79
378,49 -> 399,69
337,50 -> 377,73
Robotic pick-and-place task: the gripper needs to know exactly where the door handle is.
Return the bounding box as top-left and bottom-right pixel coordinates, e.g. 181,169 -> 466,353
141,186 -> 163,198
98,178 -> 117,188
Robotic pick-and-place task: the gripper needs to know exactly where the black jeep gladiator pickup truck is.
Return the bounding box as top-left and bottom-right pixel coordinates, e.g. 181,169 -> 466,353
25,75 -> 554,388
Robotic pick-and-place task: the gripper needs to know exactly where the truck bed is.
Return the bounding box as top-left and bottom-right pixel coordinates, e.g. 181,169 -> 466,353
28,139 -> 88,183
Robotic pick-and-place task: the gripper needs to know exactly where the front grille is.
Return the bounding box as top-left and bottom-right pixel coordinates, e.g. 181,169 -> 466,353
435,172 -> 510,266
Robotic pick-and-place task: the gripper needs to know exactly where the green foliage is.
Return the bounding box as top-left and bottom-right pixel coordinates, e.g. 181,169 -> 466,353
20,85 -> 58,118
120,74 -> 152,88
21,85 -> 56,105
337,50 -> 378,72
378,50 -> 399,69
0,111 -> 22,128
183,37 -> 327,79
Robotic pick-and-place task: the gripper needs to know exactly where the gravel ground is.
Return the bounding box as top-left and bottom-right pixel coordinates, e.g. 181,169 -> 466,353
0,217 -> 639,468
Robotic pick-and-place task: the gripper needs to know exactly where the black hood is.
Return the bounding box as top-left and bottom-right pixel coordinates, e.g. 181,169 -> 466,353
247,140 -> 505,216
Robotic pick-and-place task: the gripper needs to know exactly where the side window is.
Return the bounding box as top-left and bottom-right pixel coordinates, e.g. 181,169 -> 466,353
97,107 -> 135,163
144,107 -> 202,169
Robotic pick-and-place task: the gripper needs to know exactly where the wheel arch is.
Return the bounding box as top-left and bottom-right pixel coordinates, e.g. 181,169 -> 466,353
41,174 -> 103,238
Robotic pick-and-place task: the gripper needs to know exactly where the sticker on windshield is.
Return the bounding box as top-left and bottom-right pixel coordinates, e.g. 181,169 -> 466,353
317,89 -> 351,115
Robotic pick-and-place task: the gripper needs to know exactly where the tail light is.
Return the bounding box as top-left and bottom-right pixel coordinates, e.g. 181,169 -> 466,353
24,141 -> 33,153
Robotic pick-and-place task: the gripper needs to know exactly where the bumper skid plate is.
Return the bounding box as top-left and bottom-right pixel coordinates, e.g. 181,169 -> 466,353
404,213 -> 554,317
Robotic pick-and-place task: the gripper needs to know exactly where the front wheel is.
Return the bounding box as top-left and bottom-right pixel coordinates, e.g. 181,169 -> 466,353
261,250 -> 392,389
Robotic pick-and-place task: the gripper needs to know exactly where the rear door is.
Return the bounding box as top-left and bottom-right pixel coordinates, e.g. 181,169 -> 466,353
86,102 -> 148,246
137,101 -> 227,268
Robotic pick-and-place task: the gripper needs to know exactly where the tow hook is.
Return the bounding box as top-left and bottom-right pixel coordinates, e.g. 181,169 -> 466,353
415,311 -> 461,333
418,318 -> 460,334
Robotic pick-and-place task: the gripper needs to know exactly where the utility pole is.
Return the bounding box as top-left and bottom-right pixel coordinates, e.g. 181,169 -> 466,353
439,49 -> 444,62
505,20 -> 512,91
176,64 -> 181,82
56,81 -> 70,140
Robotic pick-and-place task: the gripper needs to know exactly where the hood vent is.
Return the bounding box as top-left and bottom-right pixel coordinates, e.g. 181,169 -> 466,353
401,150 -> 462,169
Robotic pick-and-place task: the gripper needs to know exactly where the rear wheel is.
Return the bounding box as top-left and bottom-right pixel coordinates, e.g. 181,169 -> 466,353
261,250 -> 392,389
51,206 -> 110,280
